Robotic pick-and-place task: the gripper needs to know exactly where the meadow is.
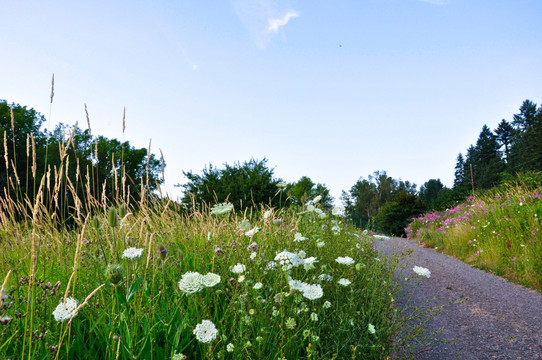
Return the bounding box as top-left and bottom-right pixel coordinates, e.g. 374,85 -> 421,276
406,173 -> 542,291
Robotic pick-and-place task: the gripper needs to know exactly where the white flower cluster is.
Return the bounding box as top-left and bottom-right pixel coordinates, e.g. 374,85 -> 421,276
231,263 -> 246,274
193,319 -> 218,343
335,256 -> 355,265
274,250 -> 303,270
338,278 -> 351,286
413,266 -> 431,278
288,277 -> 323,300
52,297 -> 78,322
122,247 -> 144,260
293,232 -> 308,242
178,271 -> 221,294
210,202 -> 233,215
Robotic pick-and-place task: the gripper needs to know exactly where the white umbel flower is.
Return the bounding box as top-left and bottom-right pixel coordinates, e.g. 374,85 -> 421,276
52,297 -> 78,322
201,273 -> 221,288
413,266 -> 431,278
178,272 -> 204,294
274,250 -> 303,270
193,320 -> 218,343
122,247 -> 144,260
335,256 -> 355,265
302,284 -> 323,300
338,278 -> 351,286
231,263 -> 246,274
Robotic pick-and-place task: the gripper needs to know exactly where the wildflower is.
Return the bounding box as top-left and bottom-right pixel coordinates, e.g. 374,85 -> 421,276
231,263 -> 246,274
302,284 -> 323,300
178,272 -> 204,294
355,263 -> 364,272
122,247 -> 144,260
323,301 -> 331,309
336,256 -> 355,265
294,232 -> 308,242
250,252 -> 257,261
253,282 -> 263,290
247,242 -> 258,252
105,264 -> 124,285
274,250 -> 303,270
289,279 -> 308,291
214,246 -> 224,256
310,312 -> 318,322
273,219 -> 283,225
368,323 -> 376,334
318,273 -> 333,281
413,266 -> 431,278
311,334 -> 320,343
158,244 -> 168,260
313,195 -> 322,203
52,297 -> 78,322
303,256 -> 318,270
211,202 -> 234,215
245,227 -> 260,237
193,320 -> 218,343
263,209 -> 273,219
285,317 -> 296,329
226,343 -> 235,352
332,205 -> 345,216
316,241 -> 325,248
201,273 -> 221,288
298,250 -> 306,259
303,329 -> 311,338
338,278 -> 351,286
238,275 -> 245,283
277,182 -> 287,189
172,352 -> 187,360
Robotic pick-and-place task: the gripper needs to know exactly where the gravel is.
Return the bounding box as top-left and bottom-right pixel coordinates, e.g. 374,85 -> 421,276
377,237 -> 542,360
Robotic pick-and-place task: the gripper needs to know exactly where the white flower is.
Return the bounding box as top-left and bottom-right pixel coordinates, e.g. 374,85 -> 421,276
253,282 -> 263,290
210,202 -> 233,215
274,250 -> 303,270
323,300 -> 331,309
338,278 -> 351,286
313,195 -> 322,203
245,227 -> 260,237
302,284 -> 323,300
263,209 -> 273,219
368,323 -> 376,334
178,272 -> 204,294
250,252 -> 257,261
52,297 -> 78,322
231,263 -> 246,274
122,247 -> 144,260
373,234 -> 390,241
331,224 -> 341,234
227,343 -> 235,352
288,279 -> 308,291
303,256 -> 318,270
335,256 -> 355,265
318,273 -> 333,281
277,182 -> 287,188
332,205 -> 345,216
306,204 -> 315,212
238,275 -> 245,283
413,266 -> 431,278
193,320 -> 218,343
265,261 -> 277,270
273,219 -> 283,225
316,241 -> 325,248
294,232 -> 308,242
201,273 -> 221,288
297,250 -> 306,259
315,208 -> 326,218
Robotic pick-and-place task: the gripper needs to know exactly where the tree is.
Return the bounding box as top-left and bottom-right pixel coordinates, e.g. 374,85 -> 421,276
180,158 -> 282,211
495,119 -> 515,163
508,101 -> 542,173
373,191 -> 427,236
419,179 -> 444,210
468,125 -> 504,190
512,100 -> 538,131
286,176 -> 333,209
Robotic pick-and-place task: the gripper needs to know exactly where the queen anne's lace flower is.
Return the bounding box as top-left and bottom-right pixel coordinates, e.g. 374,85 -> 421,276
211,202 -> 233,215
253,282 -> 263,290
302,284 -> 323,300
318,273 -> 333,281
201,273 -> 221,287
122,247 -> 144,260
338,278 -> 351,286
193,320 -> 218,343
274,250 -> 303,270
413,266 -> 431,278
335,256 -> 355,265
231,263 -> 246,274
245,227 -> 260,237
52,297 -> 78,322
178,272 -> 204,293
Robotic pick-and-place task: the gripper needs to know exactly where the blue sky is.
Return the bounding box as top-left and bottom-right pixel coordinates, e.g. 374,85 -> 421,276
1,0 -> 541,202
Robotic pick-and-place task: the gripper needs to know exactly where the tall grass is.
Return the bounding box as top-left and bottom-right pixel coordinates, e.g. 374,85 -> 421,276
0,100 -> 436,359
406,173 -> 542,291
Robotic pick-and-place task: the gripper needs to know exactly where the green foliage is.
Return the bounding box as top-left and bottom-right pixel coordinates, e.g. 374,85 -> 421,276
180,158 -> 282,211
343,171 -> 417,230
285,176 -> 333,210
374,191 -> 427,236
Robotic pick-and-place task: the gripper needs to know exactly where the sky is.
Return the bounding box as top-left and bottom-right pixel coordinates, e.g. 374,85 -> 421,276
1,0 -> 541,203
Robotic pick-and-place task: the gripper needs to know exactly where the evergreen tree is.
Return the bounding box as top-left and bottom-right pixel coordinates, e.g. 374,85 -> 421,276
453,153 -> 466,189
495,119 -> 515,163
470,125 -> 504,190
419,179 -> 444,210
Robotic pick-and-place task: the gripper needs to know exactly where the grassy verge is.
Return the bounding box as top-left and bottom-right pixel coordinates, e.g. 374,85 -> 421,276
406,174 -> 542,291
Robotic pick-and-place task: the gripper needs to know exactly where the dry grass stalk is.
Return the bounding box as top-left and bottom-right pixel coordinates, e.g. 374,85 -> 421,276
63,216 -> 89,301
0,269 -> 12,308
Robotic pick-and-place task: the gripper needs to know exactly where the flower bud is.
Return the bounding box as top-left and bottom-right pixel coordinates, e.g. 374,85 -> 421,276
105,264 -> 124,285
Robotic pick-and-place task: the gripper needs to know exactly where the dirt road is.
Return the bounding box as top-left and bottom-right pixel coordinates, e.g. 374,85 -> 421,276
377,237 -> 542,360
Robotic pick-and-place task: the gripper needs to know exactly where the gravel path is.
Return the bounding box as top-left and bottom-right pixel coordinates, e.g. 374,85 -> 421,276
377,237 -> 542,360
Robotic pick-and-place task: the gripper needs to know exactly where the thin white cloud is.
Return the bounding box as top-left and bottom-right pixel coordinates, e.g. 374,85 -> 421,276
267,10 -> 300,33
417,0 -> 450,4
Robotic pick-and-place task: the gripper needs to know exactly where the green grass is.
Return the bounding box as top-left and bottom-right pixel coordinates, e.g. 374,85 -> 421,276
406,175 -> 542,291
0,196 -> 432,359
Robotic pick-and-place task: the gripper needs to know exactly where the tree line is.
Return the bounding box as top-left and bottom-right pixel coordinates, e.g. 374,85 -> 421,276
0,100 -> 162,221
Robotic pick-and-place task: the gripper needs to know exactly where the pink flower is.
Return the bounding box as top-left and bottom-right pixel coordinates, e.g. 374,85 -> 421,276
475,251 -> 480,256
